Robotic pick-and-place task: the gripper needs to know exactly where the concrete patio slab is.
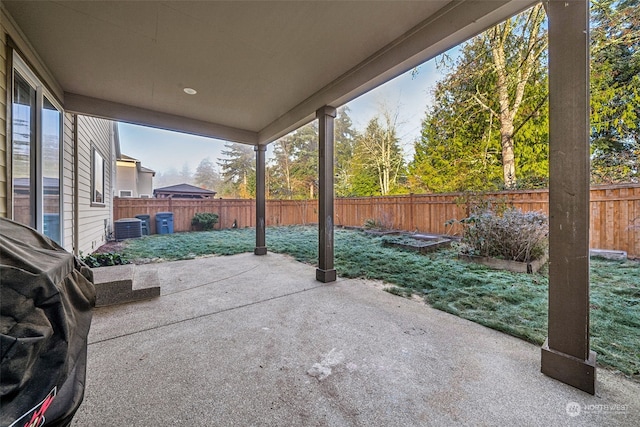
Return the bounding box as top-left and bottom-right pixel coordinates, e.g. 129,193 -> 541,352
72,253 -> 639,426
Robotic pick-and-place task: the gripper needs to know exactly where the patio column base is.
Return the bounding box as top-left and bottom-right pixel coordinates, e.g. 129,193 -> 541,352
541,338 -> 596,395
316,268 -> 336,283
254,246 -> 267,256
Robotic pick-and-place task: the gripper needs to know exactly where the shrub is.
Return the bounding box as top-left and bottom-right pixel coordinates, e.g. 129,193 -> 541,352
81,252 -> 130,268
363,212 -> 393,230
191,212 -> 219,231
363,218 -> 383,229
454,207 -> 548,262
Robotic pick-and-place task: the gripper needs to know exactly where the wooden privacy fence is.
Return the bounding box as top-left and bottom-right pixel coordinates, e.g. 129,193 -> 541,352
114,198 -> 255,234
114,184 -> 640,258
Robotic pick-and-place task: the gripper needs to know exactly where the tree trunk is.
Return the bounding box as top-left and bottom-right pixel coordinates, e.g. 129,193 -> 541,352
501,119 -> 516,188
488,4 -> 545,189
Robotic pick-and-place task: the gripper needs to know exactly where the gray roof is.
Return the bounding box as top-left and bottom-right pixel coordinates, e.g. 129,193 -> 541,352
139,166 -> 156,174
118,154 -> 138,162
154,184 -> 216,194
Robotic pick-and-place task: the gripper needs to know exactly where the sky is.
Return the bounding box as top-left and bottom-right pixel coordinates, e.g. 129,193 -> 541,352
118,56 -> 447,174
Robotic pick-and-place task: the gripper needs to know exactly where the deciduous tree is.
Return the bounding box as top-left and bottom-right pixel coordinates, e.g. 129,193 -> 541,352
409,5 -> 548,192
350,107 -> 405,196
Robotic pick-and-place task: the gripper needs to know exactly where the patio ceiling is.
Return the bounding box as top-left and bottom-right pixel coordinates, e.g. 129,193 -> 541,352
3,0 -> 536,145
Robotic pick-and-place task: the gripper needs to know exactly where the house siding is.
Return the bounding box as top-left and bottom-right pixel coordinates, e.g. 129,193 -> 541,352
63,114 -> 116,255
62,113 -> 74,251
116,162 -> 137,197
0,24 -> 7,218
76,115 -> 113,254
138,171 -> 153,196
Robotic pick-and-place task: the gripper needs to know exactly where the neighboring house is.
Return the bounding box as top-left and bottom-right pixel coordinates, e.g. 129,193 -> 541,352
1,19 -> 118,255
116,154 -> 155,198
154,184 -> 216,199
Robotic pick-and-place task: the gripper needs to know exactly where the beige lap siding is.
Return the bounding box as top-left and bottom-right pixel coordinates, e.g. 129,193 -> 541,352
76,116 -> 114,255
0,25 -> 7,218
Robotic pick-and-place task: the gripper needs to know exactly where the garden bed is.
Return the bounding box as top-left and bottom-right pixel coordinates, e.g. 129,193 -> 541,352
458,253 -> 548,274
382,234 -> 452,254
363,229 -> 403,236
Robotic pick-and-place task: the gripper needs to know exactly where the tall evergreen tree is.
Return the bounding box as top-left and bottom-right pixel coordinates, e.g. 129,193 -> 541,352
194,157 -> 221,190
179,162 -> 193,184
217,142 -> 255,198
268,122 -> 318,199
269,135 -> 296,198
590,0 -> 640,183
289,122 -> 319,199
269,107 -> 359,199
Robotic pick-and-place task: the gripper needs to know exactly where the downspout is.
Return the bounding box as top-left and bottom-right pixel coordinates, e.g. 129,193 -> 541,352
73,114 -> 79,256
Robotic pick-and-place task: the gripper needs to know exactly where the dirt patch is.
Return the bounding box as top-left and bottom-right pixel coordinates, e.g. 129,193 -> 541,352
93,240 -> 127,254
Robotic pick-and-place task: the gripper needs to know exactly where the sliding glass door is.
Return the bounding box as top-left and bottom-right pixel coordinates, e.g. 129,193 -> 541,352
12,53 -> 63,244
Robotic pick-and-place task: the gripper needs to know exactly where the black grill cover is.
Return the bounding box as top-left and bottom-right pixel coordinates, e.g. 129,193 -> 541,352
1,218 -> 96,427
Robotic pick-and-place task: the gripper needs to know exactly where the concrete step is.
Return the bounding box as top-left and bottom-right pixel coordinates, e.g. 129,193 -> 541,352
92,264 -> 161,307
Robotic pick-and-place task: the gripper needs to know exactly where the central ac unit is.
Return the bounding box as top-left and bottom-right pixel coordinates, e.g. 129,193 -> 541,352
114,218 -> 142,240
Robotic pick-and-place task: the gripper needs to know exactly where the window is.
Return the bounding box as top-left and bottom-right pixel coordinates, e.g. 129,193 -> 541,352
11,53 -> 63,244
12,70 -> 35,228
119,190 -> 133,198
43,97 -> 62,243
92,147 -> 105,204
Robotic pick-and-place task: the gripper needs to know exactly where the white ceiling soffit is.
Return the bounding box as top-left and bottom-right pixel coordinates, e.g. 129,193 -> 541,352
3,0 -> 537,145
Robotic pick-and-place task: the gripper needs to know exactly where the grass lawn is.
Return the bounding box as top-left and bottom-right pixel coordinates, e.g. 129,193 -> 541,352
118,225 -> 640,380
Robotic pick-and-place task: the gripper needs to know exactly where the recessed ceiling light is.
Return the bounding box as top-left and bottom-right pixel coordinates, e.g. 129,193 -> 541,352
183,87 -> 197,95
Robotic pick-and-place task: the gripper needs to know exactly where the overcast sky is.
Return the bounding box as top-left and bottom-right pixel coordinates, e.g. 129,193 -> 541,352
118,55 -> 447,174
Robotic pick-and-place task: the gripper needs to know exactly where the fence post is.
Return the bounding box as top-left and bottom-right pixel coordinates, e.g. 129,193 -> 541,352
409,193 -> 414,231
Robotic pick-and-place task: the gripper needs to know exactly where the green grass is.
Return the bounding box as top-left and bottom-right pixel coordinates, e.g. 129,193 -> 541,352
120,225 -> 640,379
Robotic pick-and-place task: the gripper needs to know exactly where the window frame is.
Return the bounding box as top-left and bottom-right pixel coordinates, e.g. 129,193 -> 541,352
10,52 -> 64,243
91,145 -> 106,206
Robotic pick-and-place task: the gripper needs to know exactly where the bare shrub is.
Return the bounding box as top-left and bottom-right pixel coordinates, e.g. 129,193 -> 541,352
456,207 -> 548,262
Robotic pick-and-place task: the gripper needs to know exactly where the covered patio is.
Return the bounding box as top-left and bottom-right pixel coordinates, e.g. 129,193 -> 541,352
73,253 -> 639,425
3,0 -> 596,394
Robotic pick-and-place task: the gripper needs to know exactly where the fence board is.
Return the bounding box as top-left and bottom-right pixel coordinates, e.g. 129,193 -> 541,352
114,183 -> 640,258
